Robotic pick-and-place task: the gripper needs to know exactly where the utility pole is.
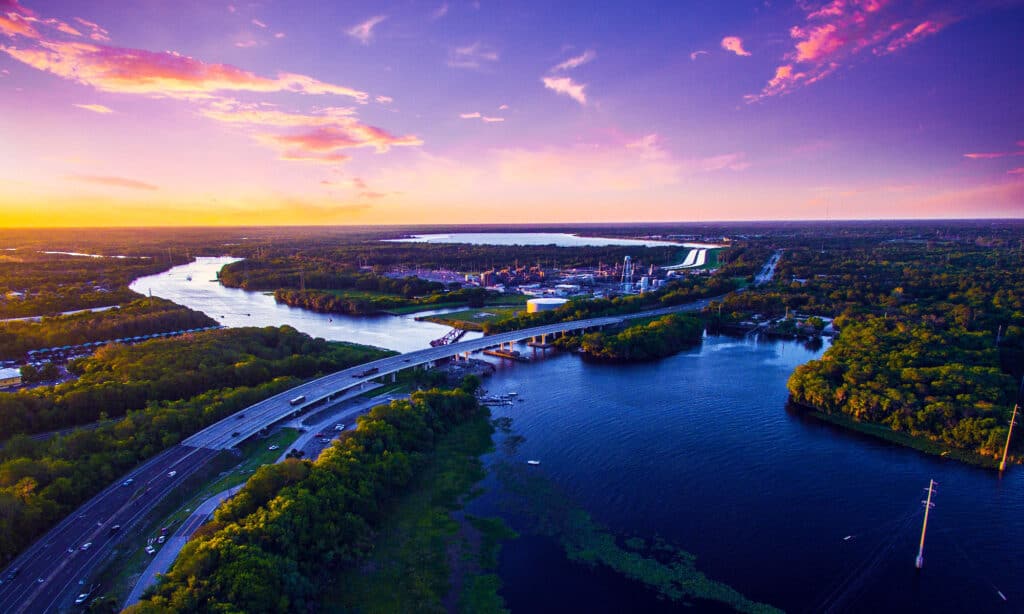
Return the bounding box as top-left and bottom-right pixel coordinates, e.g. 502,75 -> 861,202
999,400 -> 1019,473
915,479 -> 937,569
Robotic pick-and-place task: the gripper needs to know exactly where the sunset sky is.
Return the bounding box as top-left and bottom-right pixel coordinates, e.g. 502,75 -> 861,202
1,0 -> 1022,226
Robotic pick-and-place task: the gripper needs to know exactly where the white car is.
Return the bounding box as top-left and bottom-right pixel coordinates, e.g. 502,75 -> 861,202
334,424 -> 345,431
268,444 -> 280,451
167,470 -> 177,478
79,542 -> 92,551
145,545 -> 156,555
157,535 -> 166,544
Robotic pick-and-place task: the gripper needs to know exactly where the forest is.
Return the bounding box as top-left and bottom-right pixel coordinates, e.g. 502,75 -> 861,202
0,326 -> 386,438
0,327 -> 389,564
707,233 -> 1024,462
273,286 -> 497,315
0,297 -> 217,360
126,384 -> 484,613
564,313 -> 704,361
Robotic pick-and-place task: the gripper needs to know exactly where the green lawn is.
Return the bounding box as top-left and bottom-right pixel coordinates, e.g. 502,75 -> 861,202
419,306 -> 524,331
385,294 -> 527,316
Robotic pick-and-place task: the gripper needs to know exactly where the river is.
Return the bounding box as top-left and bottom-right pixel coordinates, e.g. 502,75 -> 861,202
131,260 -> 1023,613
129,257 -> 482,352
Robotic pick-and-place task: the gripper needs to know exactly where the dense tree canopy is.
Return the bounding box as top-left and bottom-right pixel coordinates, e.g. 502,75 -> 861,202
128,387 -> 483,613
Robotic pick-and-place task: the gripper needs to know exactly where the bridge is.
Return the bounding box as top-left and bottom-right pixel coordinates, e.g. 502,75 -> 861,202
0,298 -> 714,613
183,298 -> 713,450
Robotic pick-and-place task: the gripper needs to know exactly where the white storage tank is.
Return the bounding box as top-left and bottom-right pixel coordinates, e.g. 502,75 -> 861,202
526,297 -> 568,313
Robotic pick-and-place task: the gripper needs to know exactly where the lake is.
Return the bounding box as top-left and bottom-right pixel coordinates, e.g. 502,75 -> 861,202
468,336 -> 1023,613
385,232 -> 722,248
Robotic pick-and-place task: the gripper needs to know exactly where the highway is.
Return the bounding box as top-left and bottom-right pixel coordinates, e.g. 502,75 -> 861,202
0,444 -> 219,613
0,297 -> 714,612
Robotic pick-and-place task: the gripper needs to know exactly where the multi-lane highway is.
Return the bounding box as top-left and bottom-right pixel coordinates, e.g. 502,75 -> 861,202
0,444 -> 219,613
0,297 -> 714,612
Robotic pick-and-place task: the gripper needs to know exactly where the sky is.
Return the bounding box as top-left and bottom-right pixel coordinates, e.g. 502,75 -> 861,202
1,0 -> 1022,226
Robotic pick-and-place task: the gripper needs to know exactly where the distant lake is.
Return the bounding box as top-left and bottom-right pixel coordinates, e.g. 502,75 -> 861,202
386,232 -> 722,248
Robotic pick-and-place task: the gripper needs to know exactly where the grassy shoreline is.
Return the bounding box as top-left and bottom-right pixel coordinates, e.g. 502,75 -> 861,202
791,400 -> 1004,468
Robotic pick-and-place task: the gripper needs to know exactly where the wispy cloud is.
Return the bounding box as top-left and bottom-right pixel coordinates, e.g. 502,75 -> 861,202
68,174 -> 158,190
498,103 -> 509,110
963,151 -> 1024,159
251,18 -> 267,29
721,36 -> 750,57
274,32 -> 285,39
235,39 -> 259,48
552,49 -> 595,72
448,42 -> 499,69
347,15 -> 386,45
431,3 -> 449,20
747,1 -> 961,102
689,50 -> 708,61
73,103 -> 113,114
1009,167 -> 1024,175
460,111 -> 504,123
542,76 -> 586,105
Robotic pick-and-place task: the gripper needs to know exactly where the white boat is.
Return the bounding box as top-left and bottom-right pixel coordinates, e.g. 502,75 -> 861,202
526,460 -> 540,465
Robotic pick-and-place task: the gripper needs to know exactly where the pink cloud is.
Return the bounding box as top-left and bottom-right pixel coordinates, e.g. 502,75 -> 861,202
251,18 -> 267,29
689,50 -> 708,61
347,15 -> 386,44
481,116 -> 504,123
72,17 -> 110,42
963,151 -> 1024,159
235,40 -> 258,48
1008,168 -> 1024,175
0,0 -> 40,39
749,0 -> 960,101
721,36 -> 751,57
459,112 -> 481,119
542,76 -> 586,105
552,49 -> 595,72
1,40 -> 369,100
375,95 -> 392,104
72,102 -> 113,114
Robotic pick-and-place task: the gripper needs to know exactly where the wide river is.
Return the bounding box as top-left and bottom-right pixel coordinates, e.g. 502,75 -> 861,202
133,259 -> 1022,613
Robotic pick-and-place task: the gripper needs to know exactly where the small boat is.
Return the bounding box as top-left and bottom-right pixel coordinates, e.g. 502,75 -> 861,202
526,460 -> 541,466
843,535 -> 853,541
508,392 -> 518,396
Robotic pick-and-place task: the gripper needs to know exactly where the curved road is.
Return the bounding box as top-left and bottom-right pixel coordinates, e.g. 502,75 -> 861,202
0,296 -> 715,612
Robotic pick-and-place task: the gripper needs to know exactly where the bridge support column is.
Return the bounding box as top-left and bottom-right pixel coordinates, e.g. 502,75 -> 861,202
391,372 -> 396,383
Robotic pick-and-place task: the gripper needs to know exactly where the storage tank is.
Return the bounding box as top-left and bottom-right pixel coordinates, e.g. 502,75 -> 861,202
526,297 -> 568,313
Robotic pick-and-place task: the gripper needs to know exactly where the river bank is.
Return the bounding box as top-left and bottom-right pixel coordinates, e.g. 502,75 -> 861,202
788,399 -> 1004,468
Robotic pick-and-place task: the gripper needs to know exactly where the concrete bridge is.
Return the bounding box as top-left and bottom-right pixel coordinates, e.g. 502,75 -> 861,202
183,298 -> 713,450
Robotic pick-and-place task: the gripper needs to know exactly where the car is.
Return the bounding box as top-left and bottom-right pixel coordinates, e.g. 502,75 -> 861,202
167,470 -> 177,478
268,444 -> 280,451
6,567 -> 20,581
157,535 -> 166,544
122,478 -> 134,487
144,545 -> 156,555
109,524 -> 121,533
315,432 -> 325,437
231,431 -> 240,437
236,413 -> 245,420
80,542 -> 92,550
74,592 -> 90,605
333,424 -> 345,431
160,527 -> 168,535
67,546 -> 76,553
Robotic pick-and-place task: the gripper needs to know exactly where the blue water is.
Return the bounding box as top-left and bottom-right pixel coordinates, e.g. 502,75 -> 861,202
469,336 -> 1024,613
